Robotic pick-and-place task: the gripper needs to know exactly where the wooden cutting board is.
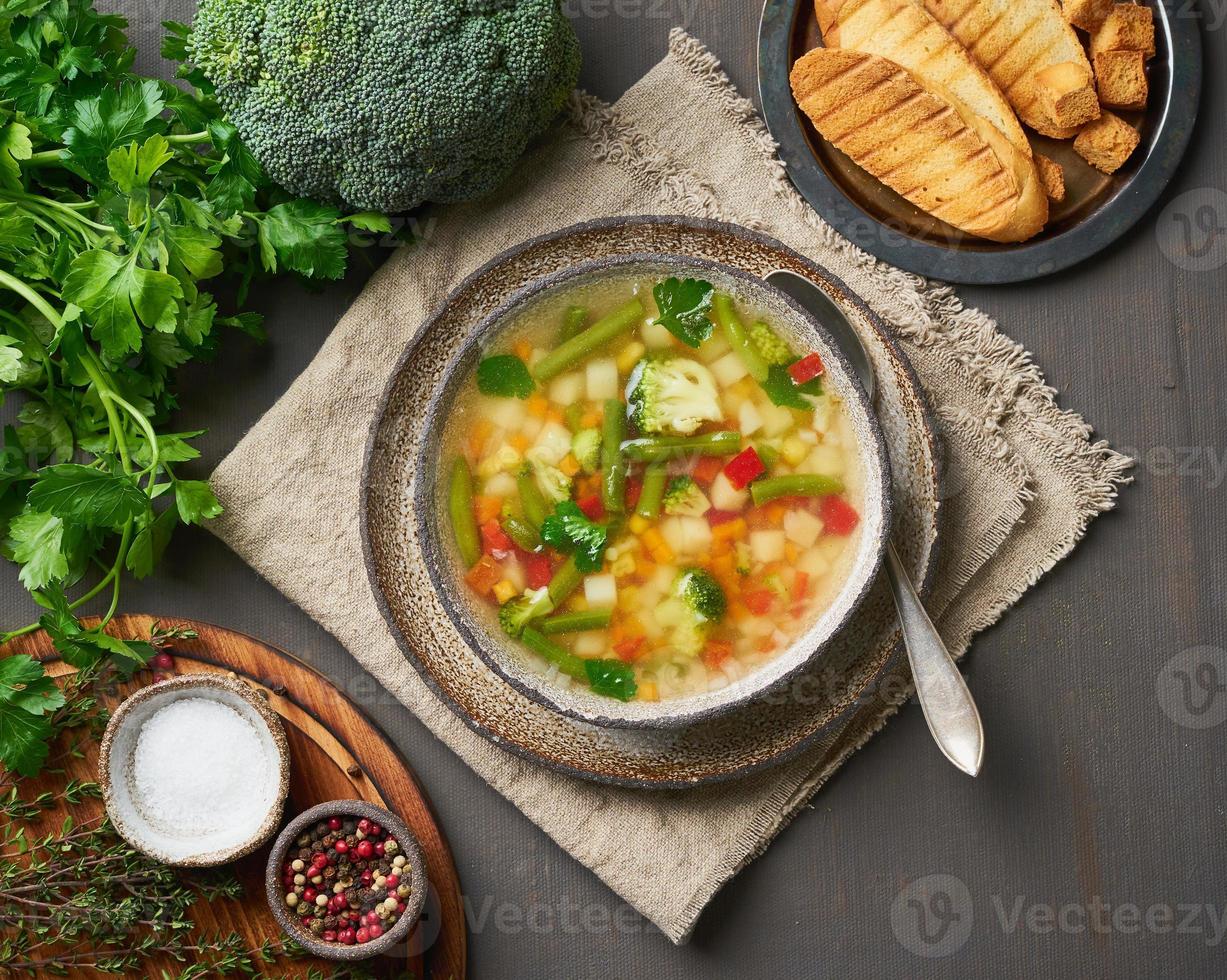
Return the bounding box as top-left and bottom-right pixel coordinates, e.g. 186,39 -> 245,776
4,614 -> 467,979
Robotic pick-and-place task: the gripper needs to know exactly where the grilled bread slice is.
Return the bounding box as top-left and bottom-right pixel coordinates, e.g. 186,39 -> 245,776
920,0 -> 1092,137
816,0 -> 1030,156
790,47 -> 1047,242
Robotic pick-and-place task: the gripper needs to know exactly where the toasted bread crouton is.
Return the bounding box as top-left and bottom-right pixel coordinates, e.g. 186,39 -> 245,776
1074,111 -> 1140,173
1091,3 -> 1155,59
1063,0 -> 1113,31
1036,62 -> 1101,129
1095,50 -> 1148,109
1035,154 -> 1066,202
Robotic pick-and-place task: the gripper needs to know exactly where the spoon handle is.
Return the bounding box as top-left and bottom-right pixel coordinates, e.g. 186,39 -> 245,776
885,543 -> 985,776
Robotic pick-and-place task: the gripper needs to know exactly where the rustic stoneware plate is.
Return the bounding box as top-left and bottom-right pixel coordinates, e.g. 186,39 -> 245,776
363,216 -> 941,786
758,0 -> 1202,283
414,254 -> 892,729
98,673 -> 290,866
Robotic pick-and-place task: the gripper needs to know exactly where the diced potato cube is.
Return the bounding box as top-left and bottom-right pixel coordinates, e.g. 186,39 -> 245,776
654,598 -> 685,628
482,471 -> 517,498
503,559 -> 526,593
573,631 -> 607,657
805,445 -> 845,477
527,348 -> 547,368
698,334 -> 731,364
783,509 -> 825,548
583,574 -> 618,608
586,358 -> 619,401
532,421 -> 572,465
738,400 -> 763,436
548,372 -> 584,406
750,529 -> 786,564
641,319 -> 674,349
709,471 -> 748,512
810,397 -> 832,433
798,549 -> 831,578
660,516 -> 711,555
759,402 -> 794,437
711,351 -> 749,386
486,397 -> 526,431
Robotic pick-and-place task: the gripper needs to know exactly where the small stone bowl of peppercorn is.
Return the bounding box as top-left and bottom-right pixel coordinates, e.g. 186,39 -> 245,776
265,799 -> 427,960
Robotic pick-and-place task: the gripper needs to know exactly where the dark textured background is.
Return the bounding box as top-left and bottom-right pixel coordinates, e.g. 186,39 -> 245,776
8,2 -> 1226,976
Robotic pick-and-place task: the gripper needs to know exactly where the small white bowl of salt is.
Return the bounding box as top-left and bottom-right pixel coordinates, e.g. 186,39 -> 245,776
99,673 -> 290,866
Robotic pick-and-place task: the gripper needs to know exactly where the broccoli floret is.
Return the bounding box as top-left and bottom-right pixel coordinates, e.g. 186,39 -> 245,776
571,428 -> 601,474
750,322 -> 794,365
625,355 -> 723,435
663,476 -> 710,517
675,568 -> 727,623
525,443 -> 572,503
185,0 -> 582,213
498,585 -> 553,638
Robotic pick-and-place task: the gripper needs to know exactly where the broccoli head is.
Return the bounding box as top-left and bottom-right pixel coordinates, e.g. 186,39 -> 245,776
186,0 -> 581,213
750,322 -> 794,366
663,476 -> 710,517
625,355 -> 723,436
498,585 -> 553,637
571,428 -> 601,474
675,568 -> 727,623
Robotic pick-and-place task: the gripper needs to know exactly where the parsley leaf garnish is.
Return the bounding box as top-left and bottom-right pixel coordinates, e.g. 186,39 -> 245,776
584,659 -> 638,701
760,363 -> 823,409
652,277 -> 714,348
540,501 -> 609,572
477,354 -> 535,399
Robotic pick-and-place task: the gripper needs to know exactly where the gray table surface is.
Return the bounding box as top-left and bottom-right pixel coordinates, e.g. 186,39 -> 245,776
9,2 -> 1226,977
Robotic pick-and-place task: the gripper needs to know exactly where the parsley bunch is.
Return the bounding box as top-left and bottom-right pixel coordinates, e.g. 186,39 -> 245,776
0,0 -> 386,775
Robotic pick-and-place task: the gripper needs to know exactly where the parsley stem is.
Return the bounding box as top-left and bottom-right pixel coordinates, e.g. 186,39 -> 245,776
79,349 -> 131,473
164,131 -> 210,144
0,269 -> 64,330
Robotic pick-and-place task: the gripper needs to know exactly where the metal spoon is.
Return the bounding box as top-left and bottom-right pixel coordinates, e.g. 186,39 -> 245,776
765,268 -> 985,776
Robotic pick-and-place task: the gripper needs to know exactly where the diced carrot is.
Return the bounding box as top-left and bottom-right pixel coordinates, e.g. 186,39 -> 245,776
514,339 -> 534,362
710,538 -> 731,558
580,410 -> 602,428
634,556 -> 656,578
743,589 -> 774,615
727,602 -> 749,622
701,640 -> 733,670
614,636 -> 646,662
526,394 -> 548,418
545,408 -> 566,426
480,519 -> 512,554
509,433 -> 530,453
559,453 -> 580,477
692,456 -> 723,484
465,555 -> 502,595
755,636 -> 776,653
468,418 -> 493,458
473,495 -> 501,525
765,503 -> 786,527
711,517 -> 747,543
711,554 -> 736,581
791,571 -> 809,603
637,680 -> 659,702
784,542 -> 799,563
641,527 -> 674,564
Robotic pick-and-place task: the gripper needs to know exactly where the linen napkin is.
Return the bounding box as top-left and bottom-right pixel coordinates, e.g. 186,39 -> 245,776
207,30 -> 1131,942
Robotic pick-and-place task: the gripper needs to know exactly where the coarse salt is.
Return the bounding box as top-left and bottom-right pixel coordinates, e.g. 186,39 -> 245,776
132,697 -> 275,837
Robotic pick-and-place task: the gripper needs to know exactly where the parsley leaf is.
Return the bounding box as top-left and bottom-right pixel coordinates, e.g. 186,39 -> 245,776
652,277 -> 714,348
125,506 -> 177,579
584,659 -> 637,701
62,79 -> 165,181
62,249 -> 183,356
255,200 -> 348,279
476,355 -> 534,399
540,501 -> 609,572
174,479 -> 223,525
8,510 -> 67,589
760,363 -> 823,409
0,701 -> 53,777
0,654 -> 65,716
27,464 -> 148,528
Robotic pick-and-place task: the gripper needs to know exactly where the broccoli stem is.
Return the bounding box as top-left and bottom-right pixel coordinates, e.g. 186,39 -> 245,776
448,457 -> 481,567
749,473 -> 845,505
538,608 -> 613,634
620,430 -> 742,462
635,462 -> 668,519
712,292 -> 768,383
533,297 -> 643,382
600,398 -> 626,514
558,305 -> 588,344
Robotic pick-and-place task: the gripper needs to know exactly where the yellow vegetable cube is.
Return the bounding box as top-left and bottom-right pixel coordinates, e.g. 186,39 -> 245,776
492,580 -> 517,604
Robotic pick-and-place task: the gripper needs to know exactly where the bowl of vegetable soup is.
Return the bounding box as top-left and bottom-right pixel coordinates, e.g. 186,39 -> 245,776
415,255 -> 891,727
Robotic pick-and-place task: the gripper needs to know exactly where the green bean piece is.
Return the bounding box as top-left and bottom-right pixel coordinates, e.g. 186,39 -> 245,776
517,468 -> 550,530
620,430 -> 742,462
503,514 -> 541,552
533,297 -> 644,382
601,398 -> 627,513
749,473 -> 845,505
753,442 -> 780,470
522,627 -> 587,680
448,458 -> 481,567
712,292 -> 768,383
636,462 -> 668,519
538,608 -> 613,635
546,554 -> 584,606
559,305 -> 588,344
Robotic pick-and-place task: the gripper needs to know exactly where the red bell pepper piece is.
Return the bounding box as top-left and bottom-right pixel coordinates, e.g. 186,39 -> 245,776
613,636 -> 646,662
577,494 -> 604,521
820,495 -> 860,535
523,552 -> 553,590
723,446 -> 765,491
624,477 -> 642,510
788,352 -> 825,385
701,640 -> 733,670
706,508 -> 741,527
480,519 -> 512,555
